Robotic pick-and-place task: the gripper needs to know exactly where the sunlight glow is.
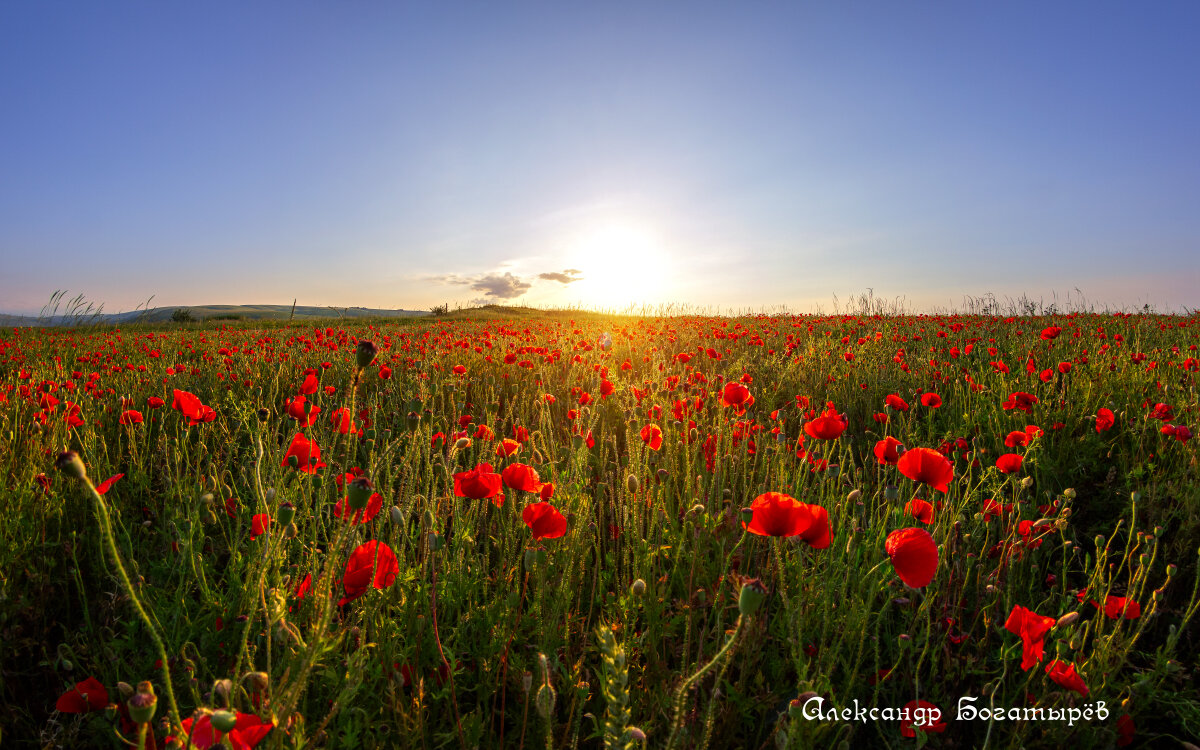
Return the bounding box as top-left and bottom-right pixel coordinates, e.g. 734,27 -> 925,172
565,223 -> 676,310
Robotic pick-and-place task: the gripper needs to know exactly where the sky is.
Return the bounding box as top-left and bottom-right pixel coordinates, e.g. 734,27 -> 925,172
2,2 -> 1198,316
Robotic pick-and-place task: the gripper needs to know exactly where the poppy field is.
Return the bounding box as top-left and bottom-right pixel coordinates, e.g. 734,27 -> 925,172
3,309 -> 1199,748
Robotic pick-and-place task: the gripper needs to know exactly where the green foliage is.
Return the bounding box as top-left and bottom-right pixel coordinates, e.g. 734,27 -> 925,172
0,310 -> 1197,748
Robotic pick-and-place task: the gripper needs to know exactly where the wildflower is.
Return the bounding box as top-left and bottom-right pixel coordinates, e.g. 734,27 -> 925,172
899,699 -> 946,737
496,438 -> 521,457
55,677 -> 108,713
454,462 -> 503,501
166,710 -> 274,749
119,409 -> 143,425
885,528 -> 938,588
522,502 -> 567,540
281,433 -> 326,474
995,454 -> 1024,474
250,514 -> 270,540
339,541 -> 399,606
172,388 -> 216,424
904,497 -> 935,524
803,403 -> 847,440
920,393 -> 942,408
94,473 -> 125,495
502,463 -> 542,493
1004,605 -> 1056,670
873,436 -> 903,465
640,423 -> 663,450
333,491 -> 383,525
885,394 -> 910,412
329,407 -> 361,436
285,395 -> 320,427
719,382 -> 754,414
1044,660 -> 1088,697
896,447 -> 954,493
743,492 -> 830,548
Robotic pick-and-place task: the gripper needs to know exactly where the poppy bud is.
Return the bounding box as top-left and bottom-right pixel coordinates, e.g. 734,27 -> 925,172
738,578 -> 768,616
626,475 -> 640,493
284,522 -> 298,539
789,698 -> 806,720
257,408 -> 271,422
211,709 -> 238,733
630,578 -> 646,597
1021,476 -> 1034,489
847,489 -> 862,503
428,532 -> 444,551
1056,611 -> 1080,628
1130,491 -> 1140,503
390,506 -> 404,525
213,678 -> 233,703
628,727 -> 646,742
522,671 -> 533,693
55,450 -> 87,481
535,683 -> 556,720
127,682 -> 157,724
454,437 -> 471,452
347,477 -> 374,511
422,510 -> 435,530
117,682 -> 135,700
356,340 -> 378,369
277,501 -> 295,527
241,671 -> 269,692
265,488 -> 275,503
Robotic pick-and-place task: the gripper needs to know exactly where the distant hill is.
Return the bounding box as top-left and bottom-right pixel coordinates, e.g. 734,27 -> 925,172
0,304 -> 428,327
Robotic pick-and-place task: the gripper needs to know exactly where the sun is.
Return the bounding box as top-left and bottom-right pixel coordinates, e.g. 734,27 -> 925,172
565,223 -> 675,310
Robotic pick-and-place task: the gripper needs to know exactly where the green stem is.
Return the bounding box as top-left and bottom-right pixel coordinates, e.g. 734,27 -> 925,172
82,477 -> 182,732
664,615 -> 747,750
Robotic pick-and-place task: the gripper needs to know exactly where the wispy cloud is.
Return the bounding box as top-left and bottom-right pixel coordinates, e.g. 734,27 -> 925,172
537,269 -> 583,284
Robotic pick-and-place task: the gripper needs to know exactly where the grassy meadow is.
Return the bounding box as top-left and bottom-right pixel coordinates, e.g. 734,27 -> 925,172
2,308 -> 1198,748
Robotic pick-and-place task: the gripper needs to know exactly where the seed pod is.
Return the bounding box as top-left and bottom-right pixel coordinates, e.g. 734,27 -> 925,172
738,578 -> 768,616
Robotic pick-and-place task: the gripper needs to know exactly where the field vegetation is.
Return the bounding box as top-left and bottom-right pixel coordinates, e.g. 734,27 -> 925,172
2,305 -> 1198,748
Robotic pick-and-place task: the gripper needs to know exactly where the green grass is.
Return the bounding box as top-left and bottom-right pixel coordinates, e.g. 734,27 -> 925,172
1,309 -> 1197,748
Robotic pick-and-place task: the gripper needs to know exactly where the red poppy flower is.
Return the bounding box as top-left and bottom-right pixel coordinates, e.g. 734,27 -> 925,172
873,436 -> 903,465
920,393 -> 942,408
147,396 -> 165,409
1004,430 -> 1030,448
1040,326 -> 1062,340
539,482 -> 554,500
119,409 -> 143,425
333,492 -> 383,525
454,462 -> 503,500
1148,402 -> 1174,421
885,528 -> 938,588
719,382 -> 755,414
502,463 -> 542,493
94,473 -> 125,495
167,710 -> 274,750
744,493 -> 830,548
522,502 -> 567,540
885,394 -> 910,412
250,513 -> 270,540
339,541 -> 398,606
803,404 -> 847,441
896,447 -> 954,493
495,438 -> 521,457
1117,714 -> 1136,747
640,423 -> 663,450
299,373 -> 319,395
56,677 -> 108,713
329,407 -> 361,436
1004,604 -> 1056,670
1002,392 -> 1039,414
282,433 -> 326,474
452,365 -> 467,375
899,699 -> 946,738
285,395 -> 320,427
474,423 -> 495,441
995,454 -> 1024,474
905,497 -> 934,524
172,388 -> 216,424
1044,660 -> 1088,697
378,365 -> 392,380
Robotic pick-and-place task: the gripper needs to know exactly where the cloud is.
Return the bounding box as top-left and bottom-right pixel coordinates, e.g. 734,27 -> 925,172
471,272 -> 531,299
537,269 -> 584,284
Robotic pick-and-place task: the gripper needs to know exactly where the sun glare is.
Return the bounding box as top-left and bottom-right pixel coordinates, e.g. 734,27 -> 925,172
566,223 -> 675,310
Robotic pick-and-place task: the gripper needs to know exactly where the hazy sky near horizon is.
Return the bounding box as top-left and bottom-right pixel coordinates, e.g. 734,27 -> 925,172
2,2 -> 1198,316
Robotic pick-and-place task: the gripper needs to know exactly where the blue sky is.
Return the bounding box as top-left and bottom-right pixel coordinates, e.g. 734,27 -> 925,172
2,2 -> 1197,315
